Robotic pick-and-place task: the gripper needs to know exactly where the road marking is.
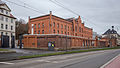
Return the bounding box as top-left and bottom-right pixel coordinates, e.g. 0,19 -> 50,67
37,60 -> 45,62
52,61 -> 59,63
45,61 -> 51,63
100,54 -> 120,68
37,60 -> 59,63
37,60 -> 51,63
0,62 -> 14,65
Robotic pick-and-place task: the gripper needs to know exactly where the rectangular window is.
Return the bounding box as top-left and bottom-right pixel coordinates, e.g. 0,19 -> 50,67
53,22 -> 55,27
6,17 -> 8,22
34,31 -> 36,34
57,30 -> 59,34
11,19 -> 13,23
6,11 -> 8,14
38,23 -> 40,28
6,32 -> 8,35
53,29 -> 55,33
61,31 -> 63,34
65,25 -> 67,29
57,23 -> 59,28
6,25 -> 8,29
65,32 -> 66,34
61,24 -> 63,29
79,27 -> 81,32
1,32 -> 3,35
38,30 -> 40,34
68,26 -> 69,31
1,24 -> 3,29
42,23 -> 44,28
11,26 -> 13,30
82,28 -> 83,33
1,9 -> 4,13
1,16 -> 4,21
42,30 -> 44,34
71,27 -> 73,31
75,33 -> 77,36
75,26 -> 77,32
34,24 -> 36,29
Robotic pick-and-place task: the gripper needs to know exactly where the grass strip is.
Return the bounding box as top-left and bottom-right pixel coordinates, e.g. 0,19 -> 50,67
19,47 -> 120,59
0,49 -> 9,51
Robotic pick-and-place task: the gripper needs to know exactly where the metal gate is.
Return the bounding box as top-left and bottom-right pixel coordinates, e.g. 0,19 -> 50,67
11,36 -> 15,48
1,35 -> 9,48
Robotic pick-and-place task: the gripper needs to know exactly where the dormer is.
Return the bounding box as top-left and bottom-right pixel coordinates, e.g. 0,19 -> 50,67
0,0 -> 11,16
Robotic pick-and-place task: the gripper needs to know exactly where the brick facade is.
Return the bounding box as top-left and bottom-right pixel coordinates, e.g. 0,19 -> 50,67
23,11 -> 105,50
28,11 -> 92,38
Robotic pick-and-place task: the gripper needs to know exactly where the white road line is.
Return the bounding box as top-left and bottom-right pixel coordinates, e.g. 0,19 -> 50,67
37,60 -> 51,63
100,54 -> 120,68
52,61 -> 59,63
0,62 -> 14,65
37,60 -> 59,63
37,60 -> 45,62
45,61 -> 51,63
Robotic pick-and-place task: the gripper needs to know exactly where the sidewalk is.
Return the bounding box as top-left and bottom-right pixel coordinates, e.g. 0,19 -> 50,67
0,47 -> 119,62
0,48 -> 62,62
102,55 -> 120,68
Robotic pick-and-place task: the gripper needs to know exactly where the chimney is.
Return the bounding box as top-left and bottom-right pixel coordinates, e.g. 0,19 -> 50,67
50,11 -> 52,15
28,16 -> 31,34
112,26 -> 114,29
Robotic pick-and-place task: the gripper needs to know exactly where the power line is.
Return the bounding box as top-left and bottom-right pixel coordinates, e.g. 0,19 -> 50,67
50,0 -> 79,16
50,0 -> 102,29
5,0 -> 45,14
17,0 -> 44,14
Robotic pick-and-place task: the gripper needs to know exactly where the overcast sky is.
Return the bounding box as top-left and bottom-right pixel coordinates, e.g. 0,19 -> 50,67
4,0 -> 120,34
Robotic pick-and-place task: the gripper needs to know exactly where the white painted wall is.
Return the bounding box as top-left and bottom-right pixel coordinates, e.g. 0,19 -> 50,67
0,4 -> 16,48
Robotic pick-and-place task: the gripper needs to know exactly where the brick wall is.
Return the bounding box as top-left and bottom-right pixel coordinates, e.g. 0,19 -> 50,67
23,34 -> 94,50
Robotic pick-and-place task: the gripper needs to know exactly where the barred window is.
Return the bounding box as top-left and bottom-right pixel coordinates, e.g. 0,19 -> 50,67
57,23 -> 59,28
53,22 -> 55,27
42,30 -> 44,34
38,23 -> 40,28
53,29 -> 55,33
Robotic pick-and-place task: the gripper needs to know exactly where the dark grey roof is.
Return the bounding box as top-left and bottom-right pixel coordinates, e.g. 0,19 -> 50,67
103,29 -> 118,35
118,34 -> 120,37
0,0 -> 5,5
66,18 -> 74,22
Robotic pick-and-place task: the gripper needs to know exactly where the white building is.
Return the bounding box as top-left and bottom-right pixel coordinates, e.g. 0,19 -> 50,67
0,0 -> 16,48
102,26 -> 120,46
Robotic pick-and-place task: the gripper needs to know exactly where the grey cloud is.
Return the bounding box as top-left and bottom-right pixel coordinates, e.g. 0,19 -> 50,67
4,0 -> 120,34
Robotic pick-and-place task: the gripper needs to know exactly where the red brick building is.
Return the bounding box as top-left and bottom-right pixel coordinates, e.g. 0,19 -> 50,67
28,11 -> 92,38
23,11 -> 95,50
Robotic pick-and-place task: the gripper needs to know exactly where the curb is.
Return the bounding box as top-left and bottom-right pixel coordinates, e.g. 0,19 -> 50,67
100,54 -> 120,68
0,51 -> 16,54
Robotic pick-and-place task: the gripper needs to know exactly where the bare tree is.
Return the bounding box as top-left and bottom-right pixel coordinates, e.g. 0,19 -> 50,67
15,19 -> 28,40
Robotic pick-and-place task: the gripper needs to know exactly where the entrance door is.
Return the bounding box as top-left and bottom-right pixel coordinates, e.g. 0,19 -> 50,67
11,36 -> 15,48
1,35 -> 9,48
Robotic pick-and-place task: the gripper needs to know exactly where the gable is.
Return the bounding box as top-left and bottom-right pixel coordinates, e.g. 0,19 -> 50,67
0,4 -> 11,11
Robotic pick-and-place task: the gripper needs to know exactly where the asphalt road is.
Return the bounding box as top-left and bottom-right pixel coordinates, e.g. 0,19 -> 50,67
0,49 -> 120,68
